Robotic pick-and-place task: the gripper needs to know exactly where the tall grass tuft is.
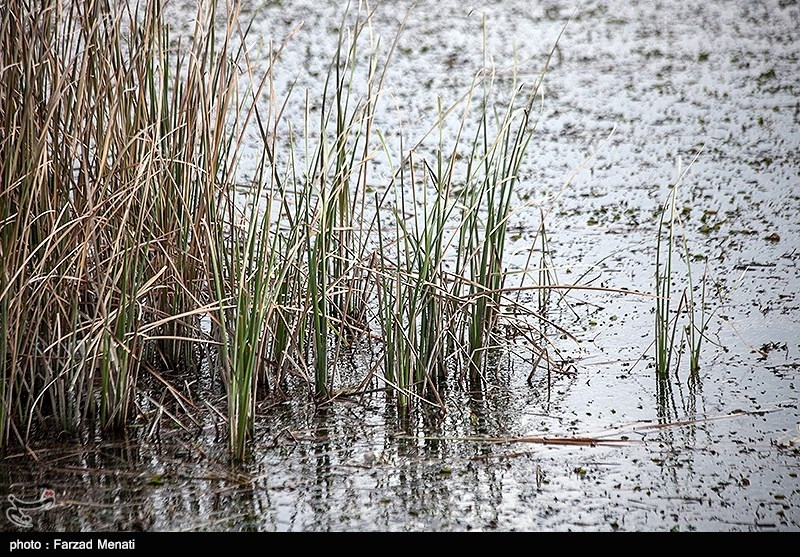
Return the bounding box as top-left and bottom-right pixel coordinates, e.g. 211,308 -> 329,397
0,0 -> 263,449
653,150 -> 713,379
0,0 -> 185,437
375,142 -> 456,413
293,3 -> 403,400
373,67 -> 545,409
459,82 -> 539,390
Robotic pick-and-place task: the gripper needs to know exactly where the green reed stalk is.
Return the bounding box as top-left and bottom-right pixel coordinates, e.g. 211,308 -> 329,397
199,5 -> 301,459
208,179 -> 281,460
685,261 -> 709,376
654,150 -> 707,379
654,181 -> 679,378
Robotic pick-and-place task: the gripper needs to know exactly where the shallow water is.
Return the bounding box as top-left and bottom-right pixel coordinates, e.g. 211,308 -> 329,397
2,0 -> 799,532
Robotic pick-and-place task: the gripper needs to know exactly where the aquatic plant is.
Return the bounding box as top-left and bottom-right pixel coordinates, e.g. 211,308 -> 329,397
654,150 -> 720,379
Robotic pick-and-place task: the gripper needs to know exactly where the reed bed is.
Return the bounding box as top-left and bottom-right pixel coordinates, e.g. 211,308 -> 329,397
1,0 -> 580,461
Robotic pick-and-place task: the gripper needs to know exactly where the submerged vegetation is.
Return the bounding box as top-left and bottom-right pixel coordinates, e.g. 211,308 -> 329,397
1,0 -> 711,462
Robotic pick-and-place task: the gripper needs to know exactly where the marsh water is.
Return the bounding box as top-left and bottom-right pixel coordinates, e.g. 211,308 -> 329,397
2,0 -> 799,531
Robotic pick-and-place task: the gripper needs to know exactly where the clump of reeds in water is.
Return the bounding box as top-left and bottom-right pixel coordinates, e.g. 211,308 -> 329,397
1,0 -> 566,461
0,0 -> 246,448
